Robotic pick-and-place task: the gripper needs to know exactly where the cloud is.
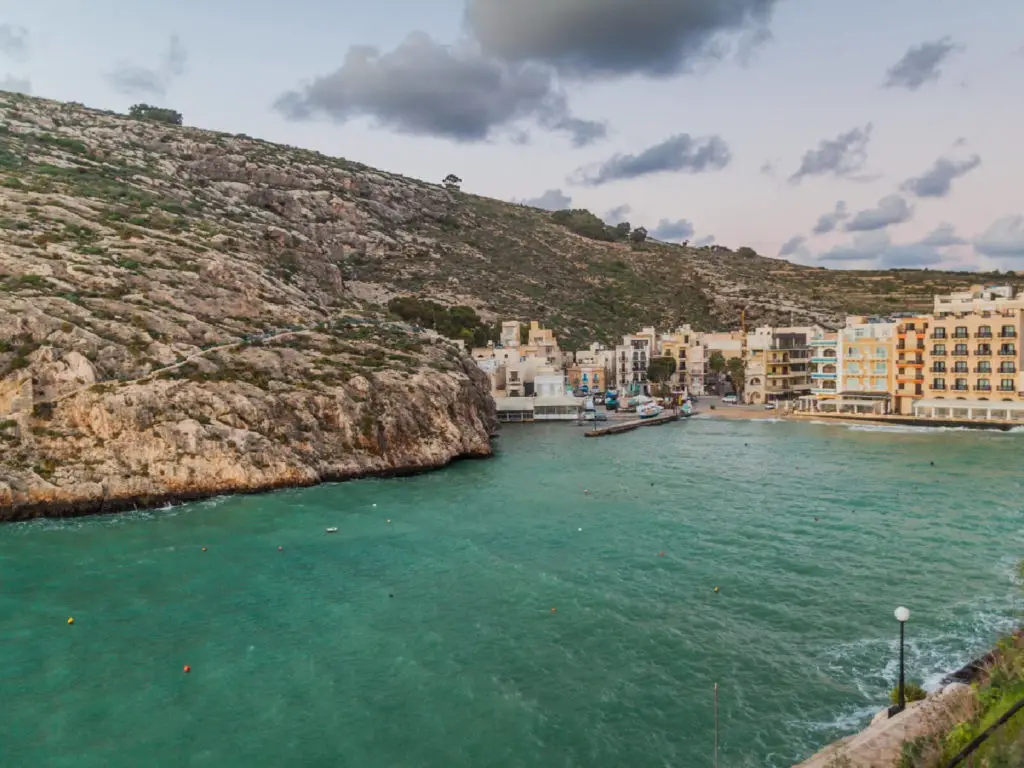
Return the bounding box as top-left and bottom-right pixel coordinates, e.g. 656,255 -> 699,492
884,37 -> 960,90
778,235 -> 806,257
274,32 -> 605,145
604,204 -> 631,224
920,223 -> 965,247
0,24 -> 28,62
571,133 -> 730,186
818,231 -> 946,269
811,201 -> 849,235
464,0 -> 782,79
901,154 -> 981,198
106,34 -> 187,97
0,74 -> 30,94
974,216 -> 1024,259
844,195 -> 912,232
789,124 -> 872,183
650,218 -> 695,243
520,189 -> 572,210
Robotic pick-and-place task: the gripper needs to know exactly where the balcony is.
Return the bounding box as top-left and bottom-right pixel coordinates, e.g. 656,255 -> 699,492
931,350 -> 947,356
932,385 -> 947,391
999,368 -> 1017,374
930,332 -> 947,339
974,368 -> 993,374
951,385 -> 969,392
974,385 -> 992,392
929,367 -> 947,373
999,331 -> 1018,338
976,332 -> 993,338
810,372 -> 837,379
952,332 -> 969,339
975,348 -> 992,356
998,348 -> 1017,356
998,385 -> 1015,392
952,350 -> 969,357
810,356 -> 837,364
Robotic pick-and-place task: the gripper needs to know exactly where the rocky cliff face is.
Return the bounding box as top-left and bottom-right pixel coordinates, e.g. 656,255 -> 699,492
1,325 -> 497,520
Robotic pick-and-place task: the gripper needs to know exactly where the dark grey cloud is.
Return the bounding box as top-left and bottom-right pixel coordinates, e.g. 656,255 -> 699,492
650,218 -> 695,243
778,235 -> 805,257
789,124 -> 872,183
572,133 -> 730,186
844,195 -> 912,232
107,34 -> 186,97
275,32 -> 605,145
604,204 -> 631,224
811,201 -> 848,235
520,189 -> 572,210
884,37 -> 960,91
0,74 -> 29,94
974,216 -> 1024,259
901,154 -> 980,198
818,231 -> 945,269
920,223 -> 964,247
0,24 -> 28,62
464,0 -> 782,79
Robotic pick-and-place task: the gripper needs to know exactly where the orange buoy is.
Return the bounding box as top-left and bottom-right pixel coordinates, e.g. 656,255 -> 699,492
183,665 -> 191,673
658,551 -> 665,557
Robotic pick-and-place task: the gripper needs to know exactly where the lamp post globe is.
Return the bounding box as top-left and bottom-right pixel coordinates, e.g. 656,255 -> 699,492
888,605 -> 910,718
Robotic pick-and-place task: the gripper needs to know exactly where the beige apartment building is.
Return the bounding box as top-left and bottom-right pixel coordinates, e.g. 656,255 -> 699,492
915,286 -> 1024,419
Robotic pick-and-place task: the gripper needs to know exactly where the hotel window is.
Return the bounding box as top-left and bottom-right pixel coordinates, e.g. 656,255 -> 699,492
954,378 -> 968,391
874,362 -> 887,373
977,378 -> 991,391
1000,378 -> 1015,391
1000,344 -> 1017,356
953,326 -> 969,338
932,328 -> 947,339
954,343 -> 968,355
933,344 -> 946,355
1000,325 -> 1017,338
954,361 -> 968,373
875,347 -> 887,358
977,325 -> 992,338
932,377 -> 946,390
1000,363 -> 1016,373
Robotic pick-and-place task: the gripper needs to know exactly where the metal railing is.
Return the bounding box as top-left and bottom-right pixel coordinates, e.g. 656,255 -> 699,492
945,696 -> 1024,766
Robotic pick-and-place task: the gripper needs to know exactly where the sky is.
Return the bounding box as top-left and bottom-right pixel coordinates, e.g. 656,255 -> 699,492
2,0 -> 1024,271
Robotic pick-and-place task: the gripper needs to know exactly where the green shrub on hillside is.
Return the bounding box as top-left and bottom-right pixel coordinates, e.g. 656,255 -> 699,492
889,682 -> 927,706
387,297 -> 492,346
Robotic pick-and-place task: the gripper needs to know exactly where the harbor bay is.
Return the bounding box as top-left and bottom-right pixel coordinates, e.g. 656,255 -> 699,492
2,418 -> 1021,767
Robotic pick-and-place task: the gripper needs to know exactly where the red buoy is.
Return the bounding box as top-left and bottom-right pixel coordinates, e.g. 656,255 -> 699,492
658,551 -> 665,557
183,665 -> 191,673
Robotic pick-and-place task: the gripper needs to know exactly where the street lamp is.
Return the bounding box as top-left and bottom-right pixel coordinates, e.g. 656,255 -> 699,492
888,606 -> 911,718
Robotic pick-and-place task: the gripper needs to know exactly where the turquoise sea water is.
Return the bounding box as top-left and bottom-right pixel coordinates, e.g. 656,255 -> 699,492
2,417 -> 1022,767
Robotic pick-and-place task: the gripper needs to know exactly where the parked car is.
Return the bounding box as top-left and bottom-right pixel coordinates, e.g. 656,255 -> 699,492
721,394 -> 738,404
764,402 -> 777,410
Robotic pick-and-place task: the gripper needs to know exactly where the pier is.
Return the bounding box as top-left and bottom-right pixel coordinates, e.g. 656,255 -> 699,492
583,411 -> 683,437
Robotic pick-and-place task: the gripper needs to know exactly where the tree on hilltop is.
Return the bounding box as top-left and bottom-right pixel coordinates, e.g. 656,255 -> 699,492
443,174 -> 462,191
629,226 -> 648,244
128,104 -> 183,125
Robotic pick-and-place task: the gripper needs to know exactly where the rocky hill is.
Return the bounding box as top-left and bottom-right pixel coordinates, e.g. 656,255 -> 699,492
0,91 -> 1019,517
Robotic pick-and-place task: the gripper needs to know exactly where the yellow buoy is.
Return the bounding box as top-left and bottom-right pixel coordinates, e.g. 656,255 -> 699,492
713,587 -> 720,593
67,617 -> 74,625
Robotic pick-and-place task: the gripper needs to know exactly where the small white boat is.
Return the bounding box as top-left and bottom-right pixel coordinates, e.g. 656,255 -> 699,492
637,402 -> 664,419
325,527 -> 338,534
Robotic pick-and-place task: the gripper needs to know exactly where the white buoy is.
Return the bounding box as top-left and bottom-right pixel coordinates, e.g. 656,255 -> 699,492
578,527 -> 582,532
372,503 -> 377,508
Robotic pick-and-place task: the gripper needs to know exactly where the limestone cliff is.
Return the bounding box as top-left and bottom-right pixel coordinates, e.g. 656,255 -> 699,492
1,328 -> 497,520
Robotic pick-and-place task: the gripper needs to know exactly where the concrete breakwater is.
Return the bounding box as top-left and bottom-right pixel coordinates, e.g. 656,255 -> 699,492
583,411 -> 683,437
